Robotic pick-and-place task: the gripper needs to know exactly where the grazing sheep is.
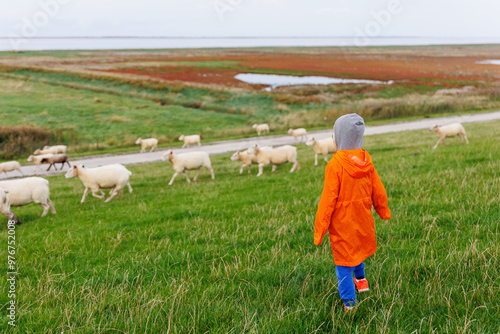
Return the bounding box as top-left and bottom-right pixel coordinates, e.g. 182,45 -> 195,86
40,154 -> 71,171
135,138 -> 158,152
288,128 -> 308,142
179,134 -> 201,148
65,164 -> 133,203
0,177 -> 56,218
252,123 -> 270,136
35,145 -> 67,155
306,137 -> 337,166
230,146 -> 272,174
0,188 -> 19,224
429,123 -> 469,149
162,151 -> 214,185
0,161 -> 24,177
253,145 -> 300,177
27,154 -> 54,171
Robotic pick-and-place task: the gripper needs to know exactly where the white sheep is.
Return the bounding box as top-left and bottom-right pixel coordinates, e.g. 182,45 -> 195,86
135,138 -> 158,152
27,154 -> 54,172
179,134 -> 201,148
162,151 -> 214,185
253,145 -> 300,177
252,123 -> 270,136
0,177 -> 56,218
306,137 -> 337,166
65,164 -> 133,203
35,145 -> 67,155
0,161 -> 24,177
230,146 -> 272,174
0,188 -> 19,224
288,128 -> 308,142
429,123 -> 469,149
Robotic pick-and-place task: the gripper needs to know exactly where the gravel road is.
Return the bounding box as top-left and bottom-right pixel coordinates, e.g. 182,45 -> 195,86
6,111 -> 500,179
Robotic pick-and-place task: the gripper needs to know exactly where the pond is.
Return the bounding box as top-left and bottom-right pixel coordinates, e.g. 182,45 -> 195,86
477,60 -> 500,65
234,73 -> 393,90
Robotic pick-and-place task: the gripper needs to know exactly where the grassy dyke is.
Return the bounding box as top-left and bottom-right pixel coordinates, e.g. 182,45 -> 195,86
1,121 -> 499,333
2,65 -> 499,160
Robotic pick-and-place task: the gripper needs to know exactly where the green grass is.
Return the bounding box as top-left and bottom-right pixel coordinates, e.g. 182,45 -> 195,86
1,121 -> 499,333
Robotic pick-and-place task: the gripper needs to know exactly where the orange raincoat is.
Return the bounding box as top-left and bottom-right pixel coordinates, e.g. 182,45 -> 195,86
314,149 -> 390,266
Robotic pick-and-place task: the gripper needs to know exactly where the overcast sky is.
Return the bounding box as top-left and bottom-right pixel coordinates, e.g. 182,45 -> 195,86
1,0 -> 499,38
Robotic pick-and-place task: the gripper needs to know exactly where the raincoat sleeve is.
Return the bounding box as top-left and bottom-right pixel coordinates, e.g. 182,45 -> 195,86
314,162 -> 340,245
371,168 -> 391,220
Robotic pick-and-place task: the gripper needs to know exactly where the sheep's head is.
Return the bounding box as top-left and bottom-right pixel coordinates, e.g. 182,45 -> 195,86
43,146 -> 51,150
252,124 -> 257,129
27,155 -> 34,162
429,125 -> 439,132
288,129 -> 293,134
135,138 -> 142,144
34,149 -> 41,155
305,138 -> 315,146
178,135 -> 185,141
162,151 -> 174,162
65,165 -> 80,178
230,151 -> 240,161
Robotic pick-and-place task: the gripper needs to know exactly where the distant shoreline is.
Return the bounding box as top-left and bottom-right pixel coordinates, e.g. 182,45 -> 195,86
1,36 -> 499,52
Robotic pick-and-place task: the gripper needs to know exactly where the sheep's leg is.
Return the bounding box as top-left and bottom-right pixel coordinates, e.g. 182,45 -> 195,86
433,138 -> 444,149
91,189 -> 105,199
464,134 -> 469,144
118,189 -> 124,199
290,161 -> 300,173
257,164 -> 264,177
46,163 -> 54,171
81,188 -> 90,203
40,204 -> 49,217
47,199 -> 56,215
193,169 -> 202,182
208,167 -> 215,179
168,172 -> 180,185
105,188 -> 118,202
127,182 -> 133,193
183,171 -> 191,183
17,168 -> 24,176
182,143 -> 187,149
314,154 -> 318,166
272,165 -> 277,172
239,165 -> 245,174
247,164 -> 251,174
198,142 -> 201,147
323,155 -> 329,163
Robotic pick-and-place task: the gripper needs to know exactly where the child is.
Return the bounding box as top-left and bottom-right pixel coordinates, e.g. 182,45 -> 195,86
314,113 -> 391,312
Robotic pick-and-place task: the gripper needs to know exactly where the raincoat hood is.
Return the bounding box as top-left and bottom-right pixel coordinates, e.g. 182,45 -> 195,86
334,149 -> 373,178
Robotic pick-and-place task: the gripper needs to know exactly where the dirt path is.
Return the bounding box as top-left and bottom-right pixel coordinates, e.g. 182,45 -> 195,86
8,111 -> 500,179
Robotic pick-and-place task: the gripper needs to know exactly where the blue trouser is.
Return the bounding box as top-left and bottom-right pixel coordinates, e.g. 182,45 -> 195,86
335,262 -> 365,307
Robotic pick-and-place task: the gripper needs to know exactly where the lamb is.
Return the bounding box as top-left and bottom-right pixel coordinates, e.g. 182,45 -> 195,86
0,177 -> 56,218
27,154 -> 54,171
35,145 -> 67,155
306,137 -> 337,166
0,188 -> 19,224
40,154 -> 71,171
230,146 -> 272,174
0,161 -> 24,177
288,128 -> 308,142
429,123 -> 469,149
252,123 -> 270,136
253,145 -> 300,177
179,134 -> 201,148
162,151 -> 215,185
135,138 -> 158,152
65,164 -> 133,203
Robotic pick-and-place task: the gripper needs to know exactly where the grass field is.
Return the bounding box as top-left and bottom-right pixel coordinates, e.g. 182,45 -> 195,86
1,120 -> 499,333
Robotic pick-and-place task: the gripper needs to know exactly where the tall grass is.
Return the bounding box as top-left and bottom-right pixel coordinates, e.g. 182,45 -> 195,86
0,121 -> 498,333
